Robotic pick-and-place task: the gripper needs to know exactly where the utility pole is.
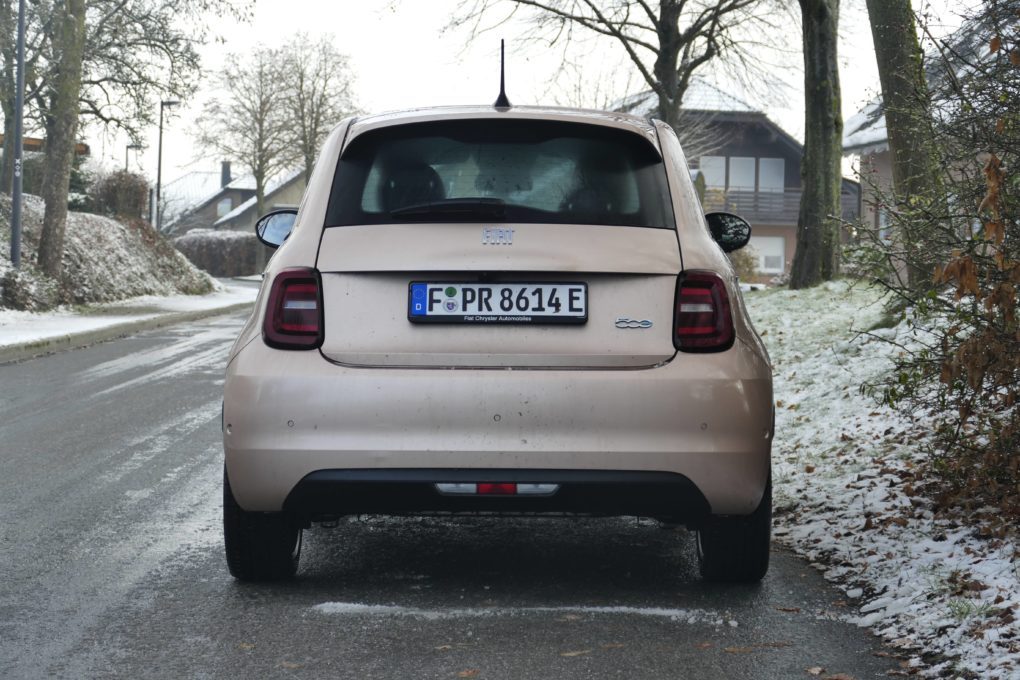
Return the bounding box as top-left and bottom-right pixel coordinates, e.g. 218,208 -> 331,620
155,99 -> 179,231
10,0 -> 26,268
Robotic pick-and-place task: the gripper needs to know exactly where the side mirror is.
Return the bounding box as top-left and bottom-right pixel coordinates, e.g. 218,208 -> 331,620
705,212 -> 752,253
255,209 -> 298,249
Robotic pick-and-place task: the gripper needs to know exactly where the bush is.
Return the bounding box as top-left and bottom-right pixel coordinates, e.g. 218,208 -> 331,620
859,2 -> 1020,519
174,228 -> 259,277
90,169 -> 150,220
727,245 -> 759,282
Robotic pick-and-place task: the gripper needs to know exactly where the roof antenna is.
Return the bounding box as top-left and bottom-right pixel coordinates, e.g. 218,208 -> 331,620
494,39 -> 511,108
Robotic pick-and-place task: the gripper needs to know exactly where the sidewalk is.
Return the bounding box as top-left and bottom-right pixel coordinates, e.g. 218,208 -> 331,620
0,281 -> 259,364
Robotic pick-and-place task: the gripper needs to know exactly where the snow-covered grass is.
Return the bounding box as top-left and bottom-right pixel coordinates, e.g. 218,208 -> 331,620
746,281 -> 1019,679
0,194 -> 213,310
0,284 -> 257,349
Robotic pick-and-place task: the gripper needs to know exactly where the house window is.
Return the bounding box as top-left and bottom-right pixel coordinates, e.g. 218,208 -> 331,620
216,197 -> 232,217
758,158 -> 785,193
728,157 -> 755,191
749,235 -> 785,274
700,156 -> 726,188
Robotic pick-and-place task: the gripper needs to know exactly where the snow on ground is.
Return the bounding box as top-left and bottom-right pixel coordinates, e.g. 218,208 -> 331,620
0,283 -> 256,349
745,281 -> 1019,679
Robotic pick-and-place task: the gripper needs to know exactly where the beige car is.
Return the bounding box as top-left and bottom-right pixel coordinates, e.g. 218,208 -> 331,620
222,105 -> 773,582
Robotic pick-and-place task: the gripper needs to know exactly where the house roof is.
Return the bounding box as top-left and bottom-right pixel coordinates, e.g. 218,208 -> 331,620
162,169 -> 256,227
0,134 -> 90,156
611,78 -> 804,156
843,97 -> 888,154
842,11 -> 1004,155
213,167 -> 304,227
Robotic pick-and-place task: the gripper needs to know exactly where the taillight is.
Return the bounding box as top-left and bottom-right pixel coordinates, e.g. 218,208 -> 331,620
262,268 -> 323,350
674,271 -> 735,352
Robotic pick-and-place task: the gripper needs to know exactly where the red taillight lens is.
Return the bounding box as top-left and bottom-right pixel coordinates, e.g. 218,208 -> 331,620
263,268 -> 323,350
674,271 -> 735,352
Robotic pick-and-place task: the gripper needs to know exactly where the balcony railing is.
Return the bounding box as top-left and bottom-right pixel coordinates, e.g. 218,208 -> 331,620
701,189 -> 860,224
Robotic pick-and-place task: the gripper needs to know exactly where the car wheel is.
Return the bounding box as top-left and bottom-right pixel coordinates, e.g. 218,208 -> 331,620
223,467 -> 301,581
696,478 -> 771,583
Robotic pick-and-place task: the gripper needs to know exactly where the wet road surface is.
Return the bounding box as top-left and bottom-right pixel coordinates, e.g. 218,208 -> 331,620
0,312 -> 898,679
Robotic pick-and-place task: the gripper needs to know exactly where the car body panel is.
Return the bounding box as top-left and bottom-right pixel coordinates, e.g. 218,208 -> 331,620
315,222 -> 681,274
223,340 -> 772,516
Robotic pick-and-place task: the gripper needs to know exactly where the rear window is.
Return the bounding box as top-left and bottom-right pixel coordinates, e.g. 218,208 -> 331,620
325,119 -> 675,229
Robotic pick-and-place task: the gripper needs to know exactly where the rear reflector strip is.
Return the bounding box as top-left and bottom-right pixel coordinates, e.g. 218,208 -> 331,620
435,482 -> 560,496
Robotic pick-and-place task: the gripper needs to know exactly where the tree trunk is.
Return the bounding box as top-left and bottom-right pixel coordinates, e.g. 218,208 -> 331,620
865,0 -> 942,288
789,0 -> 842,289
37,0 -> 86,278
653,0 -> 681,129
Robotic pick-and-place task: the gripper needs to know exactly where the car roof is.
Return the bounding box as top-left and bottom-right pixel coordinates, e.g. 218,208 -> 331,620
345,105 -> 662,151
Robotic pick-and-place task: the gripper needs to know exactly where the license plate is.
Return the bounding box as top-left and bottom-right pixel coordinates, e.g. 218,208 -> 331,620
408,282 -> 587,324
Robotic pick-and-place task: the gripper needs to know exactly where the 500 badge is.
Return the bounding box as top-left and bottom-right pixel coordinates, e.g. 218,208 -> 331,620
615,318 -> 653,329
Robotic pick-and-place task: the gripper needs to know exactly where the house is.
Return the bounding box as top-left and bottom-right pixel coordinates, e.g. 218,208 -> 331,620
842,98 -> 892,238
842,11 -> 1002,236
160,161 -> 256,234
617,80 -> 861,282
212,168 -> 305,233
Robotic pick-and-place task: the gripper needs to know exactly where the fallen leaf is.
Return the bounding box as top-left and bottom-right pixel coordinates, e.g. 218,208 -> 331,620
280,661 -> 302,670
435,645 -> 453,651
807,668 -> 825,677
990,35 -> 1002,52
560,649 -> 592,657
601,643 -> 625,649
457,670 -> 480,678
723,646 -> 755,654
776,606 -> 801,613
695,642 -> 713,649
805,465 -> 815,473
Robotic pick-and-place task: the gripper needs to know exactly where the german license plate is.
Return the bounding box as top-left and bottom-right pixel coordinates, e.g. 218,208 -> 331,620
408,282 -> 587,324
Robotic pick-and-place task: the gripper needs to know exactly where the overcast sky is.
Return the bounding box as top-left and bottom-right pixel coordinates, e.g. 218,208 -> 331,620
87,0 -> 966,186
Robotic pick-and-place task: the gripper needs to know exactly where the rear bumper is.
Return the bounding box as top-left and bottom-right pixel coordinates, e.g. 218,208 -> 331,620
223,340 -> 772,517
282,469 -> 710,523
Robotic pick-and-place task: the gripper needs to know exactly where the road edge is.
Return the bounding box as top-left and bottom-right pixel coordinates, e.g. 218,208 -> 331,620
0,301 -> 254,364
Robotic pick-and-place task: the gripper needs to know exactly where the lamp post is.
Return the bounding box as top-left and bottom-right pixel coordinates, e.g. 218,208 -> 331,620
155,99 -> 179,230
125,143 -> 142,171
10,0 -> 26,268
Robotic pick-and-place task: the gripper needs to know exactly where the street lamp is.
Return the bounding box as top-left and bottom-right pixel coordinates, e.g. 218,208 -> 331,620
10,0 -> 26,268
125,143 -> 142,171
155,99 -> 180,230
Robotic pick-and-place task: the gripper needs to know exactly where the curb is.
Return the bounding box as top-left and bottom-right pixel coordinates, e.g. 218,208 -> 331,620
0,301 -> 254,365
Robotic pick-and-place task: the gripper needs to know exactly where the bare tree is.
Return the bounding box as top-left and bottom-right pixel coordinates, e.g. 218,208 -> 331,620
281,34 -> 358,184
789,0 -> 842,288
450,0 -> 785,130
5,0 -> 248,277
196,48 -> 296,220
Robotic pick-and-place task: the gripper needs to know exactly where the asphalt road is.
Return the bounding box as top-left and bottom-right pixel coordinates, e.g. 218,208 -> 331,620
0,312 -> 900,679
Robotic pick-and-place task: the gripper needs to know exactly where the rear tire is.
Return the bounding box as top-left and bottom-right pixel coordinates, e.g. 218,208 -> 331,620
223,467 -> 301,581
696,478 -> 771,583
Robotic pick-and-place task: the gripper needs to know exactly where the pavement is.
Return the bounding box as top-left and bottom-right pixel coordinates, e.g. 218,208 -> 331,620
0,278 -> 260,364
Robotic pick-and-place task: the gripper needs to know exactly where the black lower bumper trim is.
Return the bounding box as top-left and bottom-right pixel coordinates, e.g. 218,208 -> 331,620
282,468 -> 710,523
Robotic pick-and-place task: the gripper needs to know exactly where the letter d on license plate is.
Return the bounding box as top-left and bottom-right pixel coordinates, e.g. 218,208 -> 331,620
408,282 -> 587,325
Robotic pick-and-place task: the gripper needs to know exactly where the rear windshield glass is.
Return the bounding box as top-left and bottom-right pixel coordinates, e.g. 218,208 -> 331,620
325,119 -> 675,229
